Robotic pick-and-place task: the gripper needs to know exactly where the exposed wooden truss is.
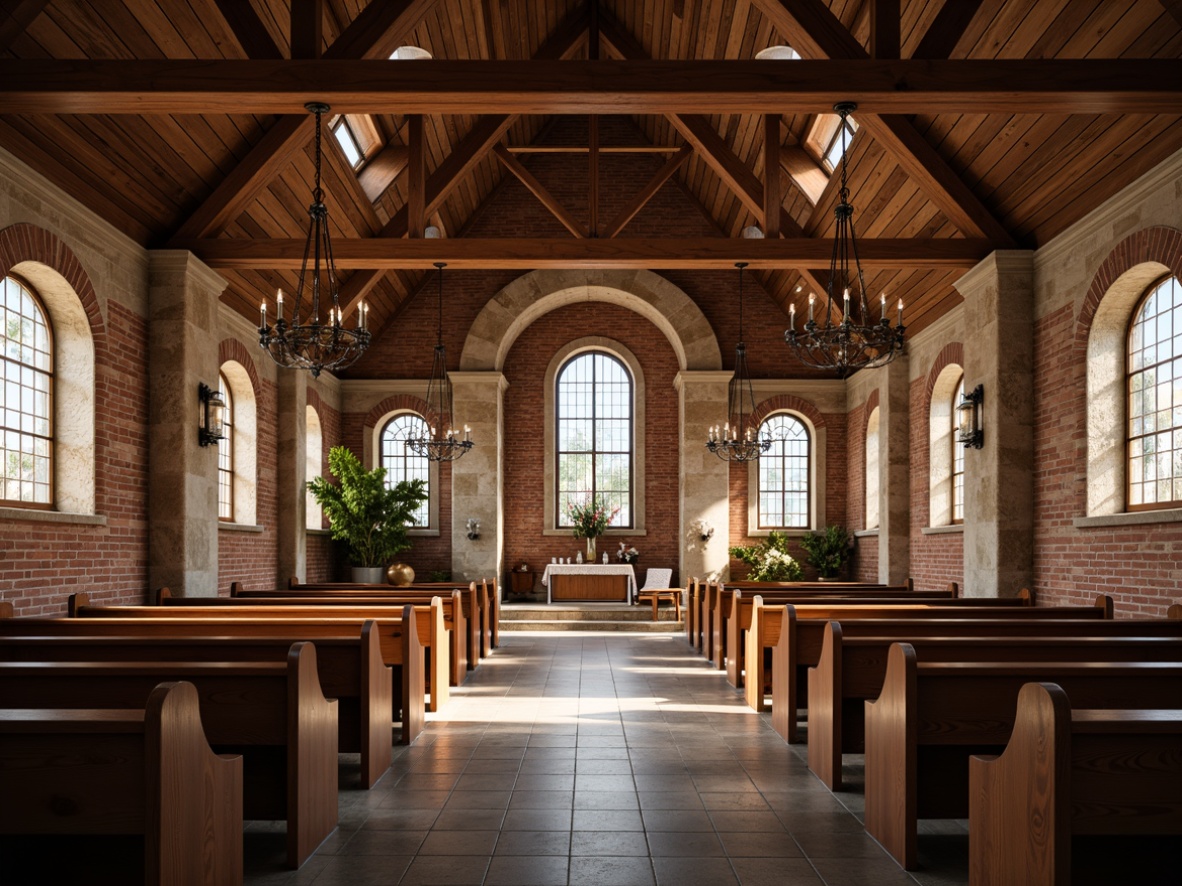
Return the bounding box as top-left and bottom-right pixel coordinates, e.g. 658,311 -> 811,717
0,59 -> 1176,117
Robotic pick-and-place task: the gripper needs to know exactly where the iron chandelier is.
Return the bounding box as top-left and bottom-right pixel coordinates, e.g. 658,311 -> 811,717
406,262 -> 474,463
785,102 -> 905,378
259,102 -> 370,377
707,262 -> 772,462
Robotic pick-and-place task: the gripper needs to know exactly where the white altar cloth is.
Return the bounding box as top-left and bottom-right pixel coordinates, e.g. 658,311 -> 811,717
540,563 -> 638,604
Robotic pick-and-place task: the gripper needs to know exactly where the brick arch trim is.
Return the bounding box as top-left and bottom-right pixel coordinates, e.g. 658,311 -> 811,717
306,386 -> 323,415
752,394 -> 826,430
218,339 -> 261,394
0,222 -> 106,353
1075,225 -> 1182,358
924,342 -> 965,404
864,389 -> 880,425
365,394 -> 431,431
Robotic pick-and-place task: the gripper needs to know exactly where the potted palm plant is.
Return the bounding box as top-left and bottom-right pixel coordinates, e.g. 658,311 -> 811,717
307,446 -> 428,582
799,524 -> 852,580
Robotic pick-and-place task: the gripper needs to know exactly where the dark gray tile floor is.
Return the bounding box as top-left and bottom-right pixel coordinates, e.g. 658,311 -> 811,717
243,632 -> 968,886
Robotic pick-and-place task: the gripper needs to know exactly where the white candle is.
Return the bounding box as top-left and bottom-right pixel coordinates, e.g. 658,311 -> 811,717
260,300 -> 266,328
880,293 -> 886,321
464,424 -> 471,442
808,293 -> 815,322
789,303 -> 796,331
843,287 -> 850,320
897,298 -> 904,326
276,289 -> 284,321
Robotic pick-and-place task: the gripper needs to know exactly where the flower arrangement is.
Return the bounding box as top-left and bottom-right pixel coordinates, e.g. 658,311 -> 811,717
799,524 -> 851,579
616,542 -> 640,565
564,495 -> 619,540
728,530 -> 804,581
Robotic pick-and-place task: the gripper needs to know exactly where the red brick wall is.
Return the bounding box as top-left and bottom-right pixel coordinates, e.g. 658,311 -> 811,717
0,226 -> 149,615
501,302 -> 682,587
1033,227 -> 1182,616
305,387 -> 340,581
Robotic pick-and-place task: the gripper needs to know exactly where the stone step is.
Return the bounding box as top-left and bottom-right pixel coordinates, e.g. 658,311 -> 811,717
499,619 -> 683,633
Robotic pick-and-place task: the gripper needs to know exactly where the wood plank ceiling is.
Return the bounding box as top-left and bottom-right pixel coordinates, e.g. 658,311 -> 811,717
0,0 -> 1179,360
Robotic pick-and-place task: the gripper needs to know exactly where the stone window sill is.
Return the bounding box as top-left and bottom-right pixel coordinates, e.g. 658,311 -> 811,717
921,524 -> 964,535
542,528 -> 647,538
408,529 -> 440,537
744,528 -> 815,538
306,528 -> 332,537
854,529 -> 879,538
0,507 -> 106,526
219,522 -> 264,533
1073,508 -> 1182,529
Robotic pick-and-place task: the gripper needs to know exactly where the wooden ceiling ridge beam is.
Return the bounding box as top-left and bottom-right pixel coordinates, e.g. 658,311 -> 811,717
168,0 -> 442,244
910,0 -> 984,60
598,11 -> 807,236
749,0 -> 1017,249
291,0 -> 325,60
212,0 -> 284,59
180,237 -> 994,270
493,144 -> 588,238
603,145 -> 693,238
0,0 -> 48,53
334,6 -> 591,316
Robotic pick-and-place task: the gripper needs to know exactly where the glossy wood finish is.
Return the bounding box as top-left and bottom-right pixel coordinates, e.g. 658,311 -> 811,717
863,643 -> 1182,869
0,681 -> 243,886
0,643 -> 337,869
969,682 -> 1182,886
550,572 -> 629,602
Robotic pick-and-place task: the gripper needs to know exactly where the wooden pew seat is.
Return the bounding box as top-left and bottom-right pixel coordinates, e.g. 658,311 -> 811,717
0,681 -> 243,886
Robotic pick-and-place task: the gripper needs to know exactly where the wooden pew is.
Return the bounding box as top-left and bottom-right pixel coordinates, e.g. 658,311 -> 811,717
0,642 -> 337,869
968,682 -> 1182,886
234,580 -> 485,671
757,595 -> 1116,741
0,613 -> 414,786
71,594 -> 450,713
863,642 -> 1182,869
723,586 -> 1028,687
160,586 -> 470,689
0,680 -> 242,886
808,620 -> 1182,789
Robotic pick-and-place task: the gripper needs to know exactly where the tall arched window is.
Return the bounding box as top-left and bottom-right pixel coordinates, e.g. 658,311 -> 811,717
556,351 -> 633,527
952,377 -> 966,522
758,413 -> 810,528
306,405 -> 322,530
380,413 -> 431,528
1,275 -> 53,507
217,372 -> 233,521
1128,275 -> 1182,510
865,407 -> 880,529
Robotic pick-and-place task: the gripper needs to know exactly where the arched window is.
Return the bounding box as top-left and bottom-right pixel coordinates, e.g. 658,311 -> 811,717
306,405 -> 322,529
556,351 -> 633,527
217,372 -> 233,521
865,407 -> 880,529
952,377 -> 966,523
380,413 -> 431,528
1128,275 -> 1182,510
758,413 -> 810,528
1,275 -> 53,507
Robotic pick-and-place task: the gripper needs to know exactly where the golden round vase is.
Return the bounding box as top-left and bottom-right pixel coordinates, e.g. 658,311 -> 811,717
387,563 -> 415,586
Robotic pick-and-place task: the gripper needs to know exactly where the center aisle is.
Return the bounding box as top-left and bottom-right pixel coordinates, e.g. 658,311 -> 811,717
246,633 -> 961,886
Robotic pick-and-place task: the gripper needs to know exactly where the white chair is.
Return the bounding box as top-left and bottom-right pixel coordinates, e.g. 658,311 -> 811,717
635,568 -> 676,619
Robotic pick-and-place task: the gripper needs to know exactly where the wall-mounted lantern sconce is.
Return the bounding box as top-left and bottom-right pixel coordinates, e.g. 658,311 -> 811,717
957,384 -> 984,449
198,382 -> 226,447
466,518 -> 481,540
692,519 -> 714,543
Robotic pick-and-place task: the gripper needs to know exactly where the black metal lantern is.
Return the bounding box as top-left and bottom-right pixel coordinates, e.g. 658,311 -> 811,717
198,382 -> 226,447
957,384 -> 984,449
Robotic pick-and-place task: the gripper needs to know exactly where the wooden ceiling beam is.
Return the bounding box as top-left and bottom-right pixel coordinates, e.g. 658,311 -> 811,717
3,59 -> 1177,116
493,144 -> 588,238
291,0 -> 324,60
212,0 -> 284,59
1158,0 -> 1182,28
869,0 -> 900,59
750,0 -> 1016,248
602,144 -> 693,238
167,0 -> 440,243
0,0 -> 48,53
180,237 -> 992,270
763,115 -> 781,237
406,115 -> 425,237
910,0 -> 984,60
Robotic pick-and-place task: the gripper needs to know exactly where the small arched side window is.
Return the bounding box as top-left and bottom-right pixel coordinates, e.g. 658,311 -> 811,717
380,413 -> 431,528
1,275 -> 53,507
217,372 -> 234,521
306,405 -> 323,530
758,413 -> 811,529
952,376 -> 965,523
865,407 -> 880,530
1128,275 -> 1182,510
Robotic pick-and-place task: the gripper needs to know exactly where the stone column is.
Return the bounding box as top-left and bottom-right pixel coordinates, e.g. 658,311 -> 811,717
275,369 -> 307,584
877,356 -> 911,584
955,251 -> 1035,597
448,372 -> 507,583
675,371 -> 733,584
147,251 -> 226,597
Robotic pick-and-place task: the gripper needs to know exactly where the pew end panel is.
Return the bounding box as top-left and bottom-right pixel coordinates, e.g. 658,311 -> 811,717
744,596 -> 766,712
357,620 -> 394,785
394,605 -> 426,743
771,604 -> 798,742
864,641 -> 919,870
807,621 -> 843,790
286,641 -> 339,869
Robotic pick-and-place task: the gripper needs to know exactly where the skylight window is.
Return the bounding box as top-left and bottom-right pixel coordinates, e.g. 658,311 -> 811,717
821,114 -> 858,173
332,119 -> 364,169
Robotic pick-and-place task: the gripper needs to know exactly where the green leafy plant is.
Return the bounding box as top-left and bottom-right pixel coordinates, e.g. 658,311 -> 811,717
799,524 -> 852,579
429,570 -> 452,582
306,446 -> 428,568
564,495 -> 620,540
728,530 -> 804,581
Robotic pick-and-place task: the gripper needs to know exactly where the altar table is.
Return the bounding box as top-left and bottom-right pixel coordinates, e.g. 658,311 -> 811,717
541,563 -> 638,604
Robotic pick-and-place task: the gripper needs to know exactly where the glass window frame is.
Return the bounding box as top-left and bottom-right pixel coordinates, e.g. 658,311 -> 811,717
554,350 -> 635,530
379,412 -> 432,530
1,273 -> 54,509
757,412 -> 812,530
951,376 -> 965,524
217,371 -> 234,521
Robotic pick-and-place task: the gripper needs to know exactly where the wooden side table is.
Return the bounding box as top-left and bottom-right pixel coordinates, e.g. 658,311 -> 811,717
508,570 -> 535,597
